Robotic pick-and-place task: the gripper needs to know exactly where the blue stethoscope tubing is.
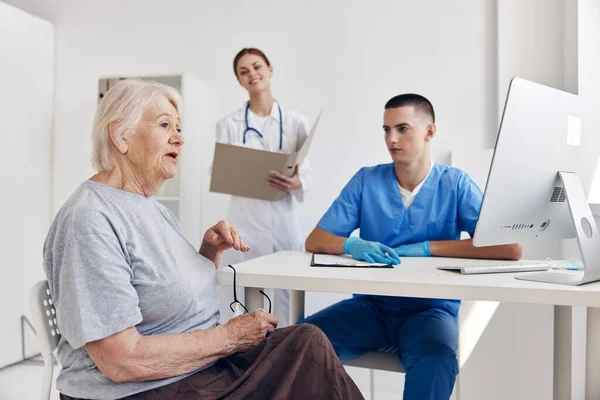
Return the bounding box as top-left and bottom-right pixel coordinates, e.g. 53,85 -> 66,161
243,102 -> 283,150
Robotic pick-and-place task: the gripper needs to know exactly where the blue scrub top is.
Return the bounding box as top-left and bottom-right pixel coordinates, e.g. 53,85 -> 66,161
318,163 -> 483,315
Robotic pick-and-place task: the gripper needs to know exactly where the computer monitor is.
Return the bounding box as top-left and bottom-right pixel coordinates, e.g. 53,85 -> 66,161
473,78 -> 600,285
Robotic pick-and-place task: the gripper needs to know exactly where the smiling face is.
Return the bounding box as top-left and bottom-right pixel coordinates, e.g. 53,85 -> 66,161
120,96 -> 183,185
235,53 -> 273,94
383,105 -> 436,165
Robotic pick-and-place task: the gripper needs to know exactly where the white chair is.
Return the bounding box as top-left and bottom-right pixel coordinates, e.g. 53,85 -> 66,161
342,348 -> 403,400
343,347 -> 404,400
342,347 -> 403,373
29,280 -> 60,400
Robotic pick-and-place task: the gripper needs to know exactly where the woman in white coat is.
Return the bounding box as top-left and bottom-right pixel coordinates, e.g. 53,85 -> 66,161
216,48 -> 313,325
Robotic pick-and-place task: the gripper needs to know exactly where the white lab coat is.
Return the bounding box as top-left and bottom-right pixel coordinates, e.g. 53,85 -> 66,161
216,102 -> 313,325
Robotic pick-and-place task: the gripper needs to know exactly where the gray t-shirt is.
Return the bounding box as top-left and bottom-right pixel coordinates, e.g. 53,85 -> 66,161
43,180 -> 220,399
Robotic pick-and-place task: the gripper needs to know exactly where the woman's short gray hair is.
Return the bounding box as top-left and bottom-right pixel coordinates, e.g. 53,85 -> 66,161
92,79 -> 183,171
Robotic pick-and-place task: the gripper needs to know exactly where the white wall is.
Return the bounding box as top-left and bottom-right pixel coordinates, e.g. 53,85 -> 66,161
0,2 -> 54,368
3,0 -> 586,398
497,0 -> 570,100
579,0 -> 600,102
46,0 -> 497,227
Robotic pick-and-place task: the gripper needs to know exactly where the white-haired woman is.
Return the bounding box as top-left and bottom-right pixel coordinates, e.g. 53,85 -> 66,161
44,79 -> 363,400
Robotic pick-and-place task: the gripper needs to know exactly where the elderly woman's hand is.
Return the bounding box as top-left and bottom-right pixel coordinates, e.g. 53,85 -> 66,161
199,220 -> 249,267
223,311 -> 278,353
203,220 -> 249,253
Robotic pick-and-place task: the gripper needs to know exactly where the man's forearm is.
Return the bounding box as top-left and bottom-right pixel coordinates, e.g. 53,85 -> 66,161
429,239 -> 522,260
305,227 -> 347,254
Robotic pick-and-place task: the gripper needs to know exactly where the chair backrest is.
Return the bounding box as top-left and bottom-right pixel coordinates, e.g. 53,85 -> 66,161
29,280 -> 61,356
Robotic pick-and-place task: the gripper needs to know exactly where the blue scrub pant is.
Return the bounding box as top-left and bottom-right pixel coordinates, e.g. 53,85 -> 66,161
300,296 -> 458,400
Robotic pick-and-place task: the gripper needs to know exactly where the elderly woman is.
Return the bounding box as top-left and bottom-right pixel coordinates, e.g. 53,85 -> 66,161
44,79 -> 363,400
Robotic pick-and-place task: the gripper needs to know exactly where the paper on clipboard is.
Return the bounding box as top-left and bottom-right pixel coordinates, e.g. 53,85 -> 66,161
210,110 -> 323,201
311,254 -> 393,268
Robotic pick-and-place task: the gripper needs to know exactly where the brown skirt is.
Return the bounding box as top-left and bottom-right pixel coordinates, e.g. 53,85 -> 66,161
61,324 -> 364,400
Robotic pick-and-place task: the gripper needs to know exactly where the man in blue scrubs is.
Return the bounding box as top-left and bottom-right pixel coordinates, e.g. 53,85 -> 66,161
302,94 -> 522,400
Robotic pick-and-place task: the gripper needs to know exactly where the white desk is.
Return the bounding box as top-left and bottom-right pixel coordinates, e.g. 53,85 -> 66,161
216,251 -> 600,400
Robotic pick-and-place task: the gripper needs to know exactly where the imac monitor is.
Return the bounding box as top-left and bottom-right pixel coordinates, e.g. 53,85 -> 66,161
473,78 -> 600,285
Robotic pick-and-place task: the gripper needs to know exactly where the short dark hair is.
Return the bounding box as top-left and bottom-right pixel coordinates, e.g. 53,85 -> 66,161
384,94 -> 435,123
233,48 -> 271,77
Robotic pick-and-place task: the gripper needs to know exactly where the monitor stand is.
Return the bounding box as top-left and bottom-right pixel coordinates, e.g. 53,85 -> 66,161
516,171 -> 600,285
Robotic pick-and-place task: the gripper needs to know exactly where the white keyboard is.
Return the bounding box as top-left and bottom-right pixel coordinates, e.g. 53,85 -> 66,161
438,262 -> 551,275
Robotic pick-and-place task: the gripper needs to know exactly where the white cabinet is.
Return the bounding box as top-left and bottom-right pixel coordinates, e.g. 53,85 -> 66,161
98,74 -> 210,247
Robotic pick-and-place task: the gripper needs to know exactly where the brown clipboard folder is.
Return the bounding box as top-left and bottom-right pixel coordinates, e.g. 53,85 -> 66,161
210,110 -> 322,201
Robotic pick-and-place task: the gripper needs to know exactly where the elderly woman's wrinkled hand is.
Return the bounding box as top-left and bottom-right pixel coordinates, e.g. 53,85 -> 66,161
202,220 -> 250,253
224,311 -> 278,353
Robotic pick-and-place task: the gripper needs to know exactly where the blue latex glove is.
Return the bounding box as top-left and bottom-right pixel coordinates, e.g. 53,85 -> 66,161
343,237 -> 401,265
394,241 -> 431,257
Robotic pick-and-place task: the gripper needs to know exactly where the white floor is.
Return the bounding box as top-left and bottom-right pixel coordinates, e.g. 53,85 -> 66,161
0,361 -> 60,400
0,361 -> 402,400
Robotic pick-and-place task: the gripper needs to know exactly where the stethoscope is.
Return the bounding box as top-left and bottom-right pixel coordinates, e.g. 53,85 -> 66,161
243,102 -> 283,150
